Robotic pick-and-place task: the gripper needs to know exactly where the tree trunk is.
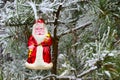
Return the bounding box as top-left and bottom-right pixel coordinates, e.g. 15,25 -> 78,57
51,5 -> 62,75
51,29 -> 59,74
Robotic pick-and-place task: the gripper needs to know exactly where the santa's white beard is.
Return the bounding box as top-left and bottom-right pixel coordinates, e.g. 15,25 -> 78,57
33,34 -> 46,44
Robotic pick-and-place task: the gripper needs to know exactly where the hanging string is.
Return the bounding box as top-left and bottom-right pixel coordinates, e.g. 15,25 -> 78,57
28,1 -> 38,21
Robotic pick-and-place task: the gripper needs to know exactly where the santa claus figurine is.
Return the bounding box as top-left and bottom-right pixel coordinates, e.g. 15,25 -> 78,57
25,19 -> 53,70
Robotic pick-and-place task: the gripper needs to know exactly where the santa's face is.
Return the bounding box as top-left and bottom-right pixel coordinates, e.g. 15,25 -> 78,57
32,21 -> 48,43
34,25 -> 45,35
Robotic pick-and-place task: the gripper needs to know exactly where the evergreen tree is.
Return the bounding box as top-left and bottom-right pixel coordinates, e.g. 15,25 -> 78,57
0,0 -> 120,79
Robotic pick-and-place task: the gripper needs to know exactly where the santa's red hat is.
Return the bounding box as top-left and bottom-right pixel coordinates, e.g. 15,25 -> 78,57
35,18 -> 45,23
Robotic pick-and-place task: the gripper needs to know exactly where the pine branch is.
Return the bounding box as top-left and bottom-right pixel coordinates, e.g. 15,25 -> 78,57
29,74 -> 57,80
5,22 -> 34,27
58,21 -> 92,37
29,76 -> 42,80
29,74 -> 81,80
77,66 -> 97,78
41,74 -> 57,80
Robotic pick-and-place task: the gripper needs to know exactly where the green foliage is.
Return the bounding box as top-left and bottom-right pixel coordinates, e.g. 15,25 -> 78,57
1,0 -> 35,57
78,27 -> 119,79
1,60 -> 51,80
90,0 -> 120,35
1,0 -> 120,80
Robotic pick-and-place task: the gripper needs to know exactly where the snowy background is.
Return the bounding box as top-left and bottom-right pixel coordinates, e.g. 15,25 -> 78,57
0,0 -> 120,80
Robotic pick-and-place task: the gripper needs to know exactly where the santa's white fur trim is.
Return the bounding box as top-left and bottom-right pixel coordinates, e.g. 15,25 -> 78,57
25,45 -> 53,70
25,62 -> 53,70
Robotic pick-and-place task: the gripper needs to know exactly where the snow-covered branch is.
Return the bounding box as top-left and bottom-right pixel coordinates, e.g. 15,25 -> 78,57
41,74 -> 57,80
29,65 -> 98,80
77,66 -> 97,78
5,21 -> 34,26
58,21 -> 92,37
29,74 -> 57,80
29,74 -> 81,80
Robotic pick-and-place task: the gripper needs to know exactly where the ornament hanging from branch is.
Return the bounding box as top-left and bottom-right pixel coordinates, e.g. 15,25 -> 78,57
25,2 -> 53,70
25,19 -> 53,70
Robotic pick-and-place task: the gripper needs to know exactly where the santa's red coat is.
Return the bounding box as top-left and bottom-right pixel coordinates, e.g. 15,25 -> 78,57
27,35 -> 52,64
